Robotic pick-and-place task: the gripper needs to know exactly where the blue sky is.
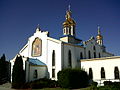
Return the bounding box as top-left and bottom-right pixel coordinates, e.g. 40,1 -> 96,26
0,0 -> 120,60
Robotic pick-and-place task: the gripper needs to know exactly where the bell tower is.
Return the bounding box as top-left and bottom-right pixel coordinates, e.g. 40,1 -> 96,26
62,5 -> 76,36
96,26 -> 103,46
60,5 -> 81,44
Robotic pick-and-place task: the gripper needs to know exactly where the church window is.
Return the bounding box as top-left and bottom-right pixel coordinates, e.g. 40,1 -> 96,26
114,67 -> 119,79
101,67 -> 105,79
33,70 -> 38,78
52,50 -> 55,66
80,52 -> 83,59
89,68 -> 93,79
88,50 -> 91,59
32,38 -> 42,57
94,52 -> 96,58
68,50 -> 72,68
99,53 -> 101,58
93,46 -> 96,51
73,26 -> 75,35
66,27 -> 68,34
63,28 -> 65,34
69,26 -> 71,35
52,69 -> 55,78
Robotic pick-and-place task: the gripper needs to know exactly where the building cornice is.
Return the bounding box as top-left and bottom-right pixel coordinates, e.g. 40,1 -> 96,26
81,56 -> 120,62
47,37 -> 62,44
63,42 -> 84,48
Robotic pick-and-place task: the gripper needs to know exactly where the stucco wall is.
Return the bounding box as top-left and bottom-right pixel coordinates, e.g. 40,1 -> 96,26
62,43 -> 84,68
28,65 -> 47,82
47,37 -> 62,80
81,56 -> 120,85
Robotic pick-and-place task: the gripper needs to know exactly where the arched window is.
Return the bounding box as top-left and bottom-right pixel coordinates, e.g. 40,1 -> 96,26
93,46 -> 96,51
52,50 -> 55,66
69,27 -> 71,35
33,70 -> 38,78
99,53 -> 101,58
73,26 -> 75,35
88,50 -> 91,59
94,52 -> 96,58
52,69 -> 55,78
101,67 -> 105,79
66,27 -> 68,34
32,37 -> 42,57
80,52 -> 83,59
114,67 -> 119,79
68,50 -> 72,67
89,68 -> 93,79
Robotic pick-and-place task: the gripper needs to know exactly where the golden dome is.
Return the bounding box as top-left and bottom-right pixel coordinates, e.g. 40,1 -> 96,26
63,10 -> 76,27
63,19 -> 76,27
96,35 -> 103,40
96,28 -> 103,40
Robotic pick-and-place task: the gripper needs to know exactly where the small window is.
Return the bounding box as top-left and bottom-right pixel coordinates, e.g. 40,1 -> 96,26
80,52 -> 83,59
33,70 -> 38,78
68,50 -> 72,67
52,69 -> 55,78
69,26 -> 71,35
89,68 -> 93,79
99,53 -> 101,58
114,67 -> 119,79
101,67 -> 105,79
52,50 -> 55,66
88,50 -> 91,59
94,52 -> 96,58
93,46 -> 96,51
73,26 -> 75,35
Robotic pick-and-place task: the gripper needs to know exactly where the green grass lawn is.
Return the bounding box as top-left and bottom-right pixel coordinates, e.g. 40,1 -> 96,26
33,88 -> 69,90
33,87 -> 91,90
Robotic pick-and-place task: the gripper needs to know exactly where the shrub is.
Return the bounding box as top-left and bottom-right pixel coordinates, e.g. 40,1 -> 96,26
30,78 -> 58,89
92,82 -> 98,87
90,82 -> 98,90
104,81 -> 113,86
57,68 -> 89,89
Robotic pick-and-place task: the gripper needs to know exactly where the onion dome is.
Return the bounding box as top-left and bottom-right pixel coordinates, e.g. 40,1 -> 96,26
96,26 -> 103,40
63,10 -> 76,27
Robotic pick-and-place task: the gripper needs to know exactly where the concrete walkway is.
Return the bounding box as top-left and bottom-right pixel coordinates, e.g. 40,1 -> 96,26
0,87 -> 15,90
0,83 -> 15,90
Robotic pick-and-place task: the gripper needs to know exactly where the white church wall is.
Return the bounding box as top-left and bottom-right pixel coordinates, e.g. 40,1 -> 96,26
85,39 -> 103,59
26,31 -> 48,65
63,43 -> 84,68
81,56 -> 120,85
47,37 -> 62,80
28,65 -> 47,82
19,44 -> 29,57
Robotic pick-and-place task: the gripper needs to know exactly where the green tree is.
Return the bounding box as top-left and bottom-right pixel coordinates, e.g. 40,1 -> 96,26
57,68 -> 89,89
12,55 -> 25,88
0,54 -> 9,84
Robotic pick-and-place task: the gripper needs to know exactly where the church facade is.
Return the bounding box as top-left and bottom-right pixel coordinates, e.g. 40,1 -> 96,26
10,8 -> 120,86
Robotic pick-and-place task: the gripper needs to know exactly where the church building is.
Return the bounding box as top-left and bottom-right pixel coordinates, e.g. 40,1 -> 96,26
10,7 -> 120,86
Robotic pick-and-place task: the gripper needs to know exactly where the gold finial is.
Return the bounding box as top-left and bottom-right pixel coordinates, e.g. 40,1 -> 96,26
68,4 -> 71,11
63,4 -> 76,27
97,25 -> 101,35
96,25 -> 103,40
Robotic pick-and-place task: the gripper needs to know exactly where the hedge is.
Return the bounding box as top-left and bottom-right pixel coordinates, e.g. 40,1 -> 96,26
57,68 -> 89,89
